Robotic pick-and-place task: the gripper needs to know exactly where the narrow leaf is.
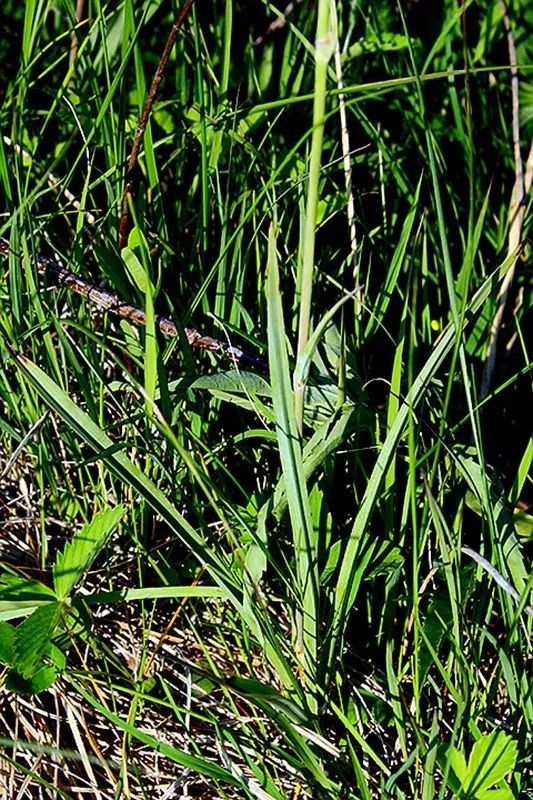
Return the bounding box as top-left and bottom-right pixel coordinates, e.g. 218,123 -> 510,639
69,677 -> 242,786
266,224 -> 318,687
331,266 -> 506,648
11,351 -> 298,693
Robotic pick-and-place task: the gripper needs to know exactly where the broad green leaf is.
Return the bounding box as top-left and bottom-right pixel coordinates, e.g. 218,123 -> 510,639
189,369 -> 340,420
0,574 -> 56,602
49,643 -> 67,671
465,732 -> 517,796
121,246 -> 149,294
0,603 -> 56,622
194,388 -> 272,417
0,575 -> 57,621
5,665 -> 58,695
190,370 -> 271,396
13,602 -> 61,678
0,620 -> 15,665
475,788 -> 514,800
53,506 -> 125,601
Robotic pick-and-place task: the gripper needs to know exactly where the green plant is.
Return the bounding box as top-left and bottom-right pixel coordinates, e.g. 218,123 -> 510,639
0,0 -> 531,796
0,506 -> 124,693
439,731 -> 518,800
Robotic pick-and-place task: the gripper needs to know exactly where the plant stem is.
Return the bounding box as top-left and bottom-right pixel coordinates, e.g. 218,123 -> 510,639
294,0 -> 335,434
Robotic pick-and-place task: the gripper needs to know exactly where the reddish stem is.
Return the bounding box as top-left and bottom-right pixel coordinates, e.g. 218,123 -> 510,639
118,0 -> 196,250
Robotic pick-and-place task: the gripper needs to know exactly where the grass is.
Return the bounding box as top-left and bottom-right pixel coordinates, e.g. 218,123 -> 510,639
0,0 -> 532,797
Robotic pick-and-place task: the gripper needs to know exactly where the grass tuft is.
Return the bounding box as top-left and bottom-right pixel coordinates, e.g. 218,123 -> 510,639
0,1 -> 531,797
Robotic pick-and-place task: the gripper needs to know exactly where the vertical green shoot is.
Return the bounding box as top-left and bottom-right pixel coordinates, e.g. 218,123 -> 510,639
294,0 -> 335,434
267,225 -> 319,708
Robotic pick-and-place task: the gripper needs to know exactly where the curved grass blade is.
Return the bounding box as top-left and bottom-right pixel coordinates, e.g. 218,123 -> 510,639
11,351 -> 299,695
68,676 -> 242,788
11,353 -> 240,598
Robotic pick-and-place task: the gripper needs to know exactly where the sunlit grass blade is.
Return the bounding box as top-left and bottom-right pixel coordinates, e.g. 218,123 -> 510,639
266,224 -> 319,697
11,352 -> 240,599
68,677 -> 242,788
10,350 -> 299,695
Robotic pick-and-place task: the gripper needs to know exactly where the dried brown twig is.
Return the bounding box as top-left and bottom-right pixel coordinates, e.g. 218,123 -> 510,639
0,237 -> 266,370
69,0 -> 87,71
118,0 -> 196,250
253,0 -> 303,46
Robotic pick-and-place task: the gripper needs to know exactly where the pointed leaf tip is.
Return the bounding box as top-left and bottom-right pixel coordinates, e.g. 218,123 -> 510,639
53,505 -> 125,600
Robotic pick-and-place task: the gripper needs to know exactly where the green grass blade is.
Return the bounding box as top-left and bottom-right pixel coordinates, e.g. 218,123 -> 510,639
68,677 -> 242,787
331,266 -> 502,650
266,224 -> 318,695
11,350 -> 299,695
11,352 -> 240,600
